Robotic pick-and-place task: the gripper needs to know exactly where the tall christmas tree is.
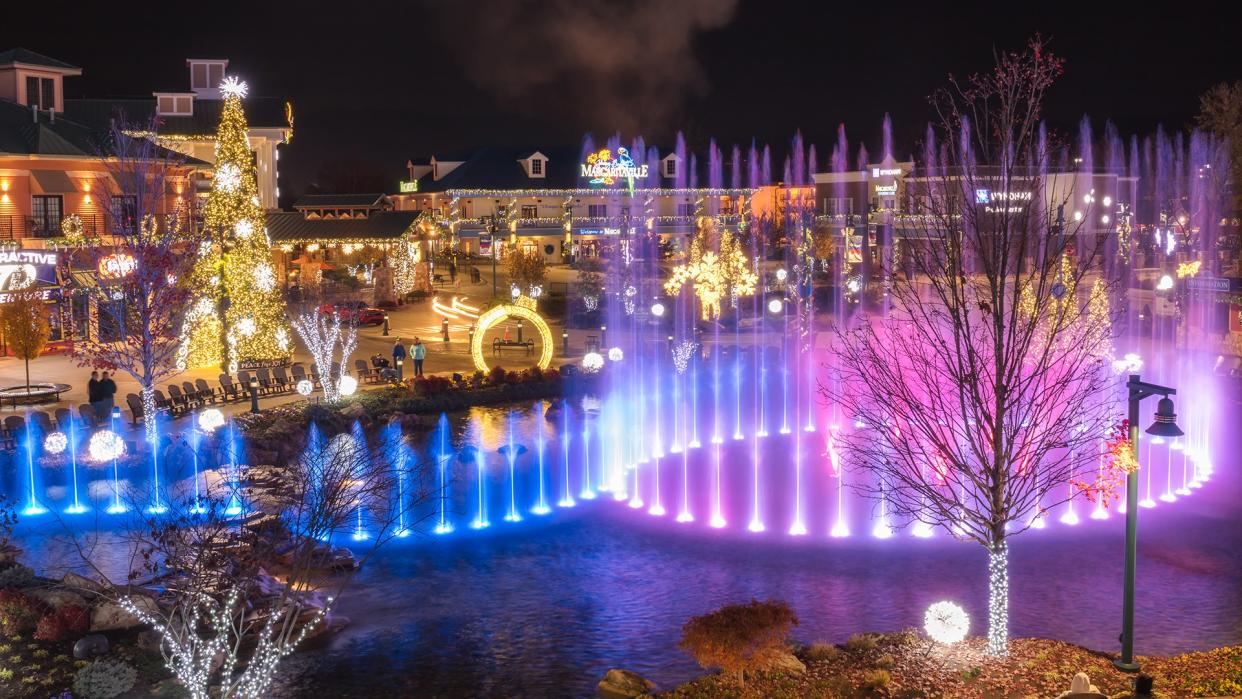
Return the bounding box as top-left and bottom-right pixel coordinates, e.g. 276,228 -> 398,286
179,77 -> 290,372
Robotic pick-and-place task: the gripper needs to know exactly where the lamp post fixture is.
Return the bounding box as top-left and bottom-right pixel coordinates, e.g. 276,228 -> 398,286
396,357 -> 404,382
248,376 -> 261,414
562,331 -> 569,356
383,312 -> 390,336
489,214 -> 499,299
1116,374 -> 1182,673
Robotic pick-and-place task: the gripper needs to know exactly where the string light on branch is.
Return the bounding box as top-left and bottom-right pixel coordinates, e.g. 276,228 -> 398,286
987,543 -> 1009,656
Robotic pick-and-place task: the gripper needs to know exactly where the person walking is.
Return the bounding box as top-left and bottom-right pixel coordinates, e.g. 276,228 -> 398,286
98,371 -> 117,423
412,337 -> 426,377
392,337 -> 407,367
86,371 -> 102,426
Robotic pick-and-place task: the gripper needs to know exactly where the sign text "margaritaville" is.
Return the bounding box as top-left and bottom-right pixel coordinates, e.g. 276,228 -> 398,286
581,147 -> 649,186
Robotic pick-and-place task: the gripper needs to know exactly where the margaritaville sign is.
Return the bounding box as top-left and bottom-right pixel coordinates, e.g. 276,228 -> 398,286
581,147 -> 648,186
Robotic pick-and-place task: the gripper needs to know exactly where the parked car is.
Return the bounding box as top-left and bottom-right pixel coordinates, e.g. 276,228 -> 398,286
319,301 -> 385,326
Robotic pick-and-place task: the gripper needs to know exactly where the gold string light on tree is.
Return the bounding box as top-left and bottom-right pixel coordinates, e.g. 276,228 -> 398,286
179,77 -> 291,371
664,219 -> 757,320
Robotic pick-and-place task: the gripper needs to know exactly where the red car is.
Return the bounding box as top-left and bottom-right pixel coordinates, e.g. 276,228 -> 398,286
319,301 -> 385,326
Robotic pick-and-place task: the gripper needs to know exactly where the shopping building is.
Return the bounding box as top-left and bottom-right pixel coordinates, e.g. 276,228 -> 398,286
390,146 -> 763,261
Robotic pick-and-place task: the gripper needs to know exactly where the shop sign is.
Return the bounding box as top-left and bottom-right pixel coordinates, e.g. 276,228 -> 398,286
875,184 -> 898,195
0,249 -> 59,301
479,233 -> 492,255
871,167 -> 902,177
399,180 -> 418,193
238,358 -> 291,370
581,147 -> 648,186
98,253 -> 138,279
1186,276 -> 1234,293
578,228 -> 623,236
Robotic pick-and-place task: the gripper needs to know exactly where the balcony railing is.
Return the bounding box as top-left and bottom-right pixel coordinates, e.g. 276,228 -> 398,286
0,213 -> 197,241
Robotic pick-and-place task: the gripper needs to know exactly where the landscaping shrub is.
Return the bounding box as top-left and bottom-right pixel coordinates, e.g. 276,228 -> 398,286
845,633 -> 878,653
862,668 -> 891,688
34,605 -> 89,643
678,599 -> 799,686
875,653 -> 895,669
0,590 -> 44,635
73,659 -> 136,699
488,365 -> 507,385
0,564 -> 35,590
804,642 -> 839,662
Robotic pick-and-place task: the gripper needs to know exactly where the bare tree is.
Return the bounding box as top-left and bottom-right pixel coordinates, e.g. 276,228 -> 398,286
826,38 -> 1116,656
291,309 -> 358,402
57,418 -> 430,699
73,120 -> 207,444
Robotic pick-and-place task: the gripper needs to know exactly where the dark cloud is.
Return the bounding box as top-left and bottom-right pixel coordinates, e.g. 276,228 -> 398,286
433,0 -> 739,135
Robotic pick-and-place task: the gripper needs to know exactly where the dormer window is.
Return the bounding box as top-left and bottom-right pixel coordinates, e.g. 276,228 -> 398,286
531,158 -> 543,176
663,157 -> 679,178
187,59 -> 229,98
155,93 -> 194,116
25,76 -> 55,110
521,151 -> 548,179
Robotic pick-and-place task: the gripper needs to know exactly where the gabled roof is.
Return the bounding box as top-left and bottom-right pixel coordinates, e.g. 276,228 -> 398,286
294,193 -> 388,210
412,146 -> 583,193
0,100 -> 103,156
63,96 -> 290,135
0,48 -> 81,72
266,211 -> 421,243
0,99 -> 207,164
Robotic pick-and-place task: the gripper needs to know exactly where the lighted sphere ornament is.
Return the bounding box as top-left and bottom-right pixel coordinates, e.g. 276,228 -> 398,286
608,347 -> 624,362
197,408 -> 225,433
44,431 -> 68,455
338,375 -> 358,397
768,297 -> 784,315
89,430 -> 126,462
776,268 -> 788,282
582,352 -> 604,373
296,379 -> 314,396
650,302 -> 665,317
924,601 -> 970,645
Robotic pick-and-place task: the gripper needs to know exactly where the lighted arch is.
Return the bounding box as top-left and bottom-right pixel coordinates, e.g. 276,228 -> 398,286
470,299 -> 554,372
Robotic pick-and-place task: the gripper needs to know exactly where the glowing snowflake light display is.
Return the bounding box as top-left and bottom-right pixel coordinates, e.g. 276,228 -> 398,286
234,220 -> 254,238
924,601 -> 970,644
296,379 -> 314,396
236,317 -> 257,337
89,430 -> 126,462
582,352 -> 604,373
214,164 -> 241,193
219,76 -> 249,99
44,431 -> 68,454
197,408 -> 225,433
254,264 -> 276,292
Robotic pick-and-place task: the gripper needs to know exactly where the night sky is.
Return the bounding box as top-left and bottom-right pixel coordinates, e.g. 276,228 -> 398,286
14,0 -> 1239,203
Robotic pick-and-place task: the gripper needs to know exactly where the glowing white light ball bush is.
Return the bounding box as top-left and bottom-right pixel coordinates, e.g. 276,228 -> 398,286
44,431 -> 68,454
197,408 -> 225,433
924,601 -> 970,644
296,379 -> 314,396
338,375 -> 358,397
90,430 -> 126,462
608,347 -> 624,362
582,352 -> 604,373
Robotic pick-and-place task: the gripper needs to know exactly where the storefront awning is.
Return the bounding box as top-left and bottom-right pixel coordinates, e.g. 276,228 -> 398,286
31,170 -> 79,194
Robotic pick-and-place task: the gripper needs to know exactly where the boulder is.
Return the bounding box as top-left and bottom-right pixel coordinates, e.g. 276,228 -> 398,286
73,633 -> 110,659
61,572 -> 107,595
90,595 -> 159,632
137,630 -> 163,652
763,651 -> 806,675
28,587 -> 89,611
597,668 -> 657,698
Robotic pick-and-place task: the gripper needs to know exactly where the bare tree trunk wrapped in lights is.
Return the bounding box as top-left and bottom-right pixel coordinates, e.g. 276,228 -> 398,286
71,121 -> 207,445
292,309 -> 357,402
825,38 -> 1117,656
59,420 -> 430,699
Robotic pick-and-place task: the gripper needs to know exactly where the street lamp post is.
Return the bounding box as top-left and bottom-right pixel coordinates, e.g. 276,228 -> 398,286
249,376 -> 260,415
1116,374 -> 1182,672
396,357 -> 404,382
383,312 -> 390,336
489,214 -> 499,299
